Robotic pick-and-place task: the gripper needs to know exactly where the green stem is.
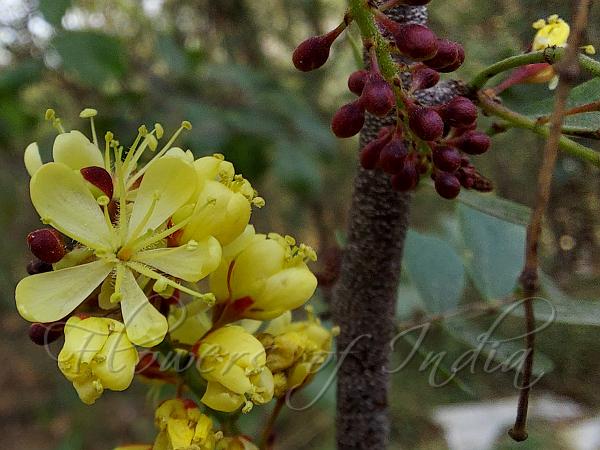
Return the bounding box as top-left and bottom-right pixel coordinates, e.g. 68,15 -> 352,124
477,91 -> 600,166
468,48 -> 600,91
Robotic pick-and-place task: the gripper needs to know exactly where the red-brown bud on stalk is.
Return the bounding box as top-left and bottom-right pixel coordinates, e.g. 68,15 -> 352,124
292,23 -> 346,72
348,70 -> 370,96
391,157 -> 419,191
441,96 -> 478,128
331,100 -> 366,138
410,64 -> 440,91
432,145 -> 461,172
452,131 -> 491,155
407,103 -> 444,141
379,137 -> 408,174
360,72 -> 396,116
434,171 -> 461,199
360,132 -> 393,170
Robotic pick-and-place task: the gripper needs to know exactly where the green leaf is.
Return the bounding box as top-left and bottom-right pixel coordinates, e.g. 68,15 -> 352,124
53,31 -> 127,86
39,0 -> 71,26
458,204 -> 525,300
404,230 -> 465,314
445,318 -> 554,376
505,274 -> 600,326
457,189 -> 531,226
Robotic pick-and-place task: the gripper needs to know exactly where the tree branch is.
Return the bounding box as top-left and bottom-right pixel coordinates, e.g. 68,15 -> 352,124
332,4 -> 464,449
508,0 -> 592,441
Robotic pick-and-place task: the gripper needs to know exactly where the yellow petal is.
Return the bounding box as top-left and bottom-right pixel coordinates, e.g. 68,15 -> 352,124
230,239 -> 285,299
15,260 -> 113,322
127,157 -> 196,242
53,130 -> 104,170
247,266 -> 317,320
201,380 -> 245,412
94,329 -> 138,391
30,162 -> 113,250
132,237 -> 221,282
120,268 -> 168,347
24,142 -> 43,176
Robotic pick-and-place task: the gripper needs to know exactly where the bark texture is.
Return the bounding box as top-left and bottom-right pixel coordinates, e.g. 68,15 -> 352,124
332,5 -> 466,450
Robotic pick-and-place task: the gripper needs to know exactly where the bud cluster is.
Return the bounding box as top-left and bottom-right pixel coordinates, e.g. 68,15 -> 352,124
291,0 -> 493,199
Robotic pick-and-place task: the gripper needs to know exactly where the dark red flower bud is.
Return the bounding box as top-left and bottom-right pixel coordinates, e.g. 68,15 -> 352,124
394,24 -> 438,61
457,166 -> 476,189
411,64 -> 440,91
432,145 -> 461,172
81,166 -> 114,199
331,101 -> 365,138
348,69 -> 369,96
359,73 -> 395,116
360,134 -> 392,170
391,158 -> 419,191
455,131 -> 491,155
27,259 -> 53,275
439,43 -> 465,73
379,138 -> 408,174
29,321 -> 65,346
441,96 -> 478,128
424,39 -> 460,70
27,228 -> 66,263
292,26 -> 344,72
408,106 -> 444,141
434,171 -> 461,199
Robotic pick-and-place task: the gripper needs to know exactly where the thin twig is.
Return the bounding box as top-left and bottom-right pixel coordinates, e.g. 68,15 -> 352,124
260,397 -> 286,450
509,0 -> 592,442
536,100 -> 600,125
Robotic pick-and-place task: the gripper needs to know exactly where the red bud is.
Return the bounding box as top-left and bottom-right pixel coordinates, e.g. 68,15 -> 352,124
434,171 -> 461,199
391,158 -> 419,191
292,26 -> 343,72
359,73 -> 396,116
441,96 -> 478,128
379,139 -> 408,174
432,145 -> 461,172
331,101 -> 365,138
408,105 -> 444,141
454,131 -> 491,155
348,70 -> 369,96
394,24 -> 438,61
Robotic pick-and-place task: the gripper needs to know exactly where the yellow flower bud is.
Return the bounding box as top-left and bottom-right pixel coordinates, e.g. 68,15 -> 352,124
58,316 -> 138,405
195,326 -> 274,412
153,399 -> 218,450
209,233 -> 318,320
259,310 -> 336,395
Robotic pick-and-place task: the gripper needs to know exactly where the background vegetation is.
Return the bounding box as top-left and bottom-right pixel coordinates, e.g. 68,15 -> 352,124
1,0 -> 600,448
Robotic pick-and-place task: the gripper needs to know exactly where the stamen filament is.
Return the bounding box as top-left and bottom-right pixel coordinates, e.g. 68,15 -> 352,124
127,191 -> 160,242
111,263 -> 125,303
114,146 -> 129,245
126,261 -> 215,303
126,122 -> 191,189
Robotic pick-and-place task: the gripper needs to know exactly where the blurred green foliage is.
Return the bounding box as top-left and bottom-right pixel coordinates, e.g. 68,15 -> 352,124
2,1 -> 600,449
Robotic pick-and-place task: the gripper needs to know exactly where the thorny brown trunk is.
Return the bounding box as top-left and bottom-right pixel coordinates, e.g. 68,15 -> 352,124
331,4 -> 465,449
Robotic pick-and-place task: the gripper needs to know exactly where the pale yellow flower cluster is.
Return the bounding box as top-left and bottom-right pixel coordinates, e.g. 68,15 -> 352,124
15,109 -> 335,432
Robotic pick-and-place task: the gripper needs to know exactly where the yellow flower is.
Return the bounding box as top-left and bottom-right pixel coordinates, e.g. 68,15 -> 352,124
16,114 -> 221,347
209,231 -> 318,321
173,155 -> 264,247
258,309 -> 337,396
195,325 -> 274,413
531,14 -> 570,51
58,316 -> 138,404
153,399 -> 218,450
168,298 -> 213,346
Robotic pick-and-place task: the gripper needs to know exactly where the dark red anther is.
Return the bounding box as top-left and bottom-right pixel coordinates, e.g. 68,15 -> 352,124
29,321 -> 65,346
81,166 -> 114,199
27,228 -> 66,264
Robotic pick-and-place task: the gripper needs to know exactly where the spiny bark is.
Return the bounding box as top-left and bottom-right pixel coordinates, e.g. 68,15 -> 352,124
332,5 -> 465,449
